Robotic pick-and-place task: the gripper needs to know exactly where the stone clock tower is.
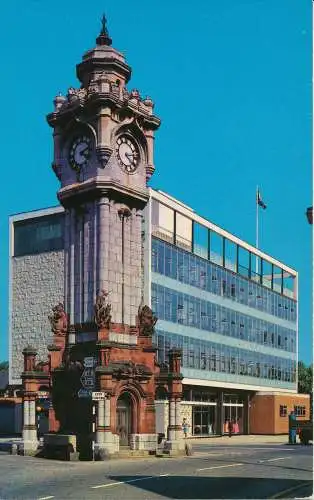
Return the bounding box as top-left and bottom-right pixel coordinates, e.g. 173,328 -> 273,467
21,17 -> 184,459
47,17 -> 160,332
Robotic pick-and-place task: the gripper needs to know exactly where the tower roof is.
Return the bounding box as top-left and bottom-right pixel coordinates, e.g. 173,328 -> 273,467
96,14 -> 112,47
76,15 -> 131,86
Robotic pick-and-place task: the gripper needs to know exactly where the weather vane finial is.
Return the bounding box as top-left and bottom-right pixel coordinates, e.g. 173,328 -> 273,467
96,13 -> 112,46
101,14 -> 108,35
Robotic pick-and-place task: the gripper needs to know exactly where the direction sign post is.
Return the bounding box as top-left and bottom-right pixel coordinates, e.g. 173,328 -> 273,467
78,357 -> 96,398
92,392 -> 105,401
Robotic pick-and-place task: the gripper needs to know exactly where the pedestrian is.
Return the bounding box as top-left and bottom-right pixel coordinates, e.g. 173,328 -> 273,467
182,418 -> 189,438
228,420 -> 233,438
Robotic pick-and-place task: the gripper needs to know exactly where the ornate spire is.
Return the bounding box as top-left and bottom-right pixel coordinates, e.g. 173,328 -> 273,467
96,14 -> 112,46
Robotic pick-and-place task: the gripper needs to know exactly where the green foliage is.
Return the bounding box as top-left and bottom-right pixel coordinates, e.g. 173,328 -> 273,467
298,361 -> 313,395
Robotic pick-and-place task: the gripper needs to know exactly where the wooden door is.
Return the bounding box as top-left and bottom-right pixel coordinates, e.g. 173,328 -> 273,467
117,395 -> 131,446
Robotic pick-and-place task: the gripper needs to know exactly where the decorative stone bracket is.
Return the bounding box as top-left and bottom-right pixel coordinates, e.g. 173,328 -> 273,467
96,145 -> 113,168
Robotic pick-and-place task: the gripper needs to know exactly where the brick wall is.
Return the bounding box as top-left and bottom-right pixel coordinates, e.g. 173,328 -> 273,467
250,393 -> 310,434
10,251 -> 64,384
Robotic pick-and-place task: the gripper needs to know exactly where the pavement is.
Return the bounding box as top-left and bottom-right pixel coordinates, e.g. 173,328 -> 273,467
0,437 -> 312,499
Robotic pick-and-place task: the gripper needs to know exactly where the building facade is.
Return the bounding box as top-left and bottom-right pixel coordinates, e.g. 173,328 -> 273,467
7,18 -> 309,442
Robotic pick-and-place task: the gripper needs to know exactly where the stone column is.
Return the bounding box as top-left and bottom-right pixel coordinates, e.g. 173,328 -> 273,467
167,399 -> 176,441
95,394 -> 115,458
28,398 -> 37,442
64,209 -> 71,315
96,399 -> 105,445
22,399 -> 29,441
175,398 -> 182,440
103,395 -> 112,446
69,208 -> 76,325
22,395 -> 38,453
83,206 -> 90,320
98,197 -> 110,294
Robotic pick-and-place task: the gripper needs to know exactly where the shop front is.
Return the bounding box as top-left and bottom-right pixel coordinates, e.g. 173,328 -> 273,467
181,386 -> 252,436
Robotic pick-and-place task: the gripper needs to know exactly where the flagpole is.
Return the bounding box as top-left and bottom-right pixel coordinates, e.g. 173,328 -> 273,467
256,186 -> 259,275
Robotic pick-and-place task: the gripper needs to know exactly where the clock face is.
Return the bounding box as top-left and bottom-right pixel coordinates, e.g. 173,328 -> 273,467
115,136 -> 139,173
69,136 -> 92,173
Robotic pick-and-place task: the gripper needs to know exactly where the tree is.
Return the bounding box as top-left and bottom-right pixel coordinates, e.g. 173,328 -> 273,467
298,361 -> 313,395
0,361 -> 8,371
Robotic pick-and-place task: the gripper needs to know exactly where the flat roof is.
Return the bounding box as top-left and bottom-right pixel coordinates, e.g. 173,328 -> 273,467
151,188 -> 297,276
9,205 -> 64,223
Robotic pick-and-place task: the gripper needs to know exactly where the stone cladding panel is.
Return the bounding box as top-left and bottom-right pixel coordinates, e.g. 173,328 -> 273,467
10,251 -> 64,383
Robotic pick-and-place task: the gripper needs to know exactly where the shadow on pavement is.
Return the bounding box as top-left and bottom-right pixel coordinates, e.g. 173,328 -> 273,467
107,475 -> 313,499
192,455 -> 313,473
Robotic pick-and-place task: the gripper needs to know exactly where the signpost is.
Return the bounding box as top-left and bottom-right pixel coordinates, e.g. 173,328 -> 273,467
78,357 -> 96,398
92,392 -> 105,401
78,388 -> 92,398
84,357 -> 95,368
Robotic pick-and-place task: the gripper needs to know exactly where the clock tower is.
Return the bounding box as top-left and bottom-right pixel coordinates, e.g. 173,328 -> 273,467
20,18 -> 184,459
47,16 -> 160,333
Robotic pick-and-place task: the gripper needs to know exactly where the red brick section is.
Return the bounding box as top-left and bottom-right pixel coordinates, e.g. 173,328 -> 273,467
97,321 -> 159,436
250,393 -> 310,434
20,316 -> 182,439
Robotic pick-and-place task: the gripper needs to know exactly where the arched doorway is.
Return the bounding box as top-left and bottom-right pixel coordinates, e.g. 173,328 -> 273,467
116,393 -> 132,446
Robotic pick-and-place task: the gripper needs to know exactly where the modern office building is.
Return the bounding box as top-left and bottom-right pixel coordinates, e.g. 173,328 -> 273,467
9,187 -> 309,435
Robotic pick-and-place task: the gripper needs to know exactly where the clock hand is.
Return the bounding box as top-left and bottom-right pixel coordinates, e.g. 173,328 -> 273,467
80,147 -> 89,158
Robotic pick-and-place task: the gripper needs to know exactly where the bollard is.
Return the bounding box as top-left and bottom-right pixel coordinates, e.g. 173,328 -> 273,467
11,443 -> 18,455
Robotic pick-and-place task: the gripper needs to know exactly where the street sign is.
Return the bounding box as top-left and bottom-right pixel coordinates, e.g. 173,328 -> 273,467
82,368 -> 94,377
92,392 -> 105,401
84,357 -> 95,368
80,376 -> 94,387
78,388 -> 92,398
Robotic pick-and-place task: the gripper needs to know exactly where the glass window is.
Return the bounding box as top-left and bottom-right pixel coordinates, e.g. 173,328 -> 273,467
155,202 -> 174,243
194,222 -> 208,260
14,214 -> 64,256
238,246 -> 250,278
176,213 -> 192,251
273,265 -> 283,294
283,271 -> 295,299
151,239 -> 158,272
224,238 -> 237,272
210,230 -> 223,266
294,405 -> 306,417
262,259 -> 272,289
164,245 -> 172,277
279,405 -> 287,417
251,254 -> 261,284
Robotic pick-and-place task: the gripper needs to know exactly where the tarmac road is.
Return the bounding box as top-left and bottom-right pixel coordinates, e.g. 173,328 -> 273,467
0,440 -> 312,499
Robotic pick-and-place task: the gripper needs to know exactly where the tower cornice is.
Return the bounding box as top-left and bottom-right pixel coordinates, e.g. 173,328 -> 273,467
47,90 -> 160,131
57,177 -> 149,209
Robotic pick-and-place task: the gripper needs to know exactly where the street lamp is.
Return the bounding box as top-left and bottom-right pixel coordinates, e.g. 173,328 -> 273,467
306,206 -> 313,225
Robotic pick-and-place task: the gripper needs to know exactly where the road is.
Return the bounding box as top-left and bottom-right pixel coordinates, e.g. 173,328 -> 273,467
0,442 -> 312,499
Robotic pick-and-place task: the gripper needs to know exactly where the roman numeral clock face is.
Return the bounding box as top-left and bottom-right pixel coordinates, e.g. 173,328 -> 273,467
115,136 -> 139,173
69,136 -> 92,174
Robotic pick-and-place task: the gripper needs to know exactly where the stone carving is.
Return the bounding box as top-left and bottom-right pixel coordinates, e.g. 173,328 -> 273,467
94,290 -> 112,329
115,361 -> 147,379
138,304 -> 157,337
48,303 -> 68,336
63,351 -> 84,372
67,87 -> 87,101
101,348 -> 111,367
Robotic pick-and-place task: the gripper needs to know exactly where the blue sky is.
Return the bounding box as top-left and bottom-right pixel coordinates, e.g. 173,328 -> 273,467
0,1 -> 312,364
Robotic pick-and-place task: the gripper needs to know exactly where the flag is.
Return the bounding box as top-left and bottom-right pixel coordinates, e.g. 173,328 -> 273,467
256,189 -> 267,209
